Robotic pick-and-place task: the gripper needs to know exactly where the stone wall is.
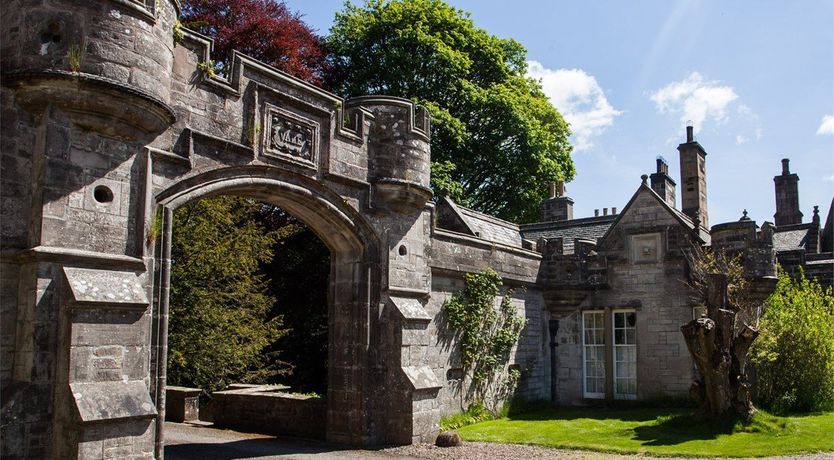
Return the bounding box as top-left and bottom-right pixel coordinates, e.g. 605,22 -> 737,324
211,387 -> 326,439
425,228 -> 550,419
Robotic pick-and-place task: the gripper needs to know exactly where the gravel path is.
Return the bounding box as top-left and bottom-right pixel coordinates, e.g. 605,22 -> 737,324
384,442 -> 834,460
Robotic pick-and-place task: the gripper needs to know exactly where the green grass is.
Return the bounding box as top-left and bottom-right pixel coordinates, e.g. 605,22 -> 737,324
456,407 -> 834,457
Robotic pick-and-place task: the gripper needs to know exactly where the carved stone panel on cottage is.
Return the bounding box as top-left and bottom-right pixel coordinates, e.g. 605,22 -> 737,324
631,233 -> 661,264
263,104 -> 318,169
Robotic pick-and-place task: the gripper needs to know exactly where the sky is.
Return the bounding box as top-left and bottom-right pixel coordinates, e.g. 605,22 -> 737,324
285,0 -> 833,226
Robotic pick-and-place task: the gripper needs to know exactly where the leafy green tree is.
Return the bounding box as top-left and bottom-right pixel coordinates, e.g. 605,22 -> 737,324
259,208 -> 331,395
326,0 -> 574,222
751,268 -> 834,413
168,196 -> 288,393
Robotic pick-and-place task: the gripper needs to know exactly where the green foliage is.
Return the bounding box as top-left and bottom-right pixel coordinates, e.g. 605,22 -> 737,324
439,403 -> 494,431
197,59 -> 217,78
327,0 -> 574,222
443,267 -> 525,413
260,207 -> 331,395
430,160 -> 466,204
173,19 -> 184,44
68,43 -> 83,72
751,268 -> 834,413
456,406 -> 834,457
168,196 -> 287,393
146,208 -> 163,247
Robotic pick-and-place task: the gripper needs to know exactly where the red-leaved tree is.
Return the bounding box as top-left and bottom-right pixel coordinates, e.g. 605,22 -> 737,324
181,0 -> 327,85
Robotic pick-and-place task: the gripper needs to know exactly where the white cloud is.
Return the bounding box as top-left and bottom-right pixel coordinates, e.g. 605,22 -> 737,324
527,61 -> 622,151
650,72 -> 738,131
824,174 -> 834,182
817,115 -> 834,136
736,134 -> 748,145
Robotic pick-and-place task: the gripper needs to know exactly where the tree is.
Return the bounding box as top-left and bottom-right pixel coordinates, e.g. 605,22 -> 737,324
259,208 -> 331,395
681,249 -> 761,420
181,0 -> 327,84
751,268 -> 834,413
168,196 -> 288,393
326,0 -> 574,223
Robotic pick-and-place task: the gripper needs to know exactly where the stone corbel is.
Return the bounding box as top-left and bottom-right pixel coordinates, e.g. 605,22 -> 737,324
63,267 -> 148,309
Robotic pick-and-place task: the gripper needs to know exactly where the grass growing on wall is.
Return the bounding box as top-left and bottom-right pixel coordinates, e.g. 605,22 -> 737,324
456,406 -> 834,457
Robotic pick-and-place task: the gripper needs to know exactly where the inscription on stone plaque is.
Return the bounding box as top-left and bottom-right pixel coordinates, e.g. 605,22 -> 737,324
269,113 -> 313,161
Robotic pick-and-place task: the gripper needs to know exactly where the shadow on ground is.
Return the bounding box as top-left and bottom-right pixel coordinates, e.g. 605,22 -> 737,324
166,438 -> 334,460
504,406 -> 744,446
164,422 -> 395,460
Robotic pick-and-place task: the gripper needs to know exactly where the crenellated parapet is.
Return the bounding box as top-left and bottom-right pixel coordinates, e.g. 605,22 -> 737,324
710,215 -> 777,280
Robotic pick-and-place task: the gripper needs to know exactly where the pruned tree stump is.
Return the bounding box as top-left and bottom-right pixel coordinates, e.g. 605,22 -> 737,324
435,431 -> 462,447
681,273 -> 759,420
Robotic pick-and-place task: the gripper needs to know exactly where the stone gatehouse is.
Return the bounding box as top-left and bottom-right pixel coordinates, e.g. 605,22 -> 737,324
2,0 -> 832,458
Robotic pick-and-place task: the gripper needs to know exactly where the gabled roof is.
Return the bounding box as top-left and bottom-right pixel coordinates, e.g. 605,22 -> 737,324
596,182 -> 710,248
435,197 -> 524,248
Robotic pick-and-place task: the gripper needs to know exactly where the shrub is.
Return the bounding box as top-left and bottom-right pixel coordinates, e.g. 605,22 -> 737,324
443,267 -> 525,414
751,268 -> 834,413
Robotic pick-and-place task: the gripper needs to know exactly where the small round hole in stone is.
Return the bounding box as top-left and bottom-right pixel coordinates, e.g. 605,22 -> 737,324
398,245 -> 407,256
93,185 -> 114,204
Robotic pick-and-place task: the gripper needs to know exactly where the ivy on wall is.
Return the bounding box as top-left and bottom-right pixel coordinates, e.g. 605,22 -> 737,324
443,267 -> 525,413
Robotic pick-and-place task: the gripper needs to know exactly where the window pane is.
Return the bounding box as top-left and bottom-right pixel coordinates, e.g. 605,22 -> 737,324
626,329 -> 636,345
626,312 -> 636,327
615,329 -> 624,345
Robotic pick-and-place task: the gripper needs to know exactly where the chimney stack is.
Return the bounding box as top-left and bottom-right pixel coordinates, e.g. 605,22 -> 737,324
678,123 -> 709,229
650,156 -> 677,208
541,181 -> 574,222
773,158 -> 803,226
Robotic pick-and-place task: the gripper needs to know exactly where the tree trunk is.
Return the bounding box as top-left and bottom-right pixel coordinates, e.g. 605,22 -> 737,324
681,273 -> 758,419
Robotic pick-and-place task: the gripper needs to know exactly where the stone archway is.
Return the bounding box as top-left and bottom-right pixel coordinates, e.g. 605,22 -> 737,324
152,167 -> 381,453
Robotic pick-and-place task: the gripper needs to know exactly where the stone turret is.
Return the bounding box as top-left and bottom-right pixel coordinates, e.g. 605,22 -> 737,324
351,96 -> 433,213
678,124 -> 709,229
773,158 -> 803,226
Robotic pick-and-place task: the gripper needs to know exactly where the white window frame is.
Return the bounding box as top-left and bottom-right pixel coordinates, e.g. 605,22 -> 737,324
582,310 -> 605,399
612,309 -> 637,400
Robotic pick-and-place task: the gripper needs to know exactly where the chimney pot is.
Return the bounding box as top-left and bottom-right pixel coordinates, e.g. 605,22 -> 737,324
603,208 -> 608,216
548,182 -> 556,198
686,124 -> 694,142
612,207 -> 617,215
781,158 -> 790,175
594,209 -> 599,217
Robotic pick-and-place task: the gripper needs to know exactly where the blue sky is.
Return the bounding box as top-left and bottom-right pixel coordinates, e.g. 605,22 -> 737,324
285,0 -> 833,226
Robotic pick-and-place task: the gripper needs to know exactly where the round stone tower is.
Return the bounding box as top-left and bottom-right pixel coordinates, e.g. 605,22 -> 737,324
349,96 -> 433,213
2,0 -> 177,140
1,1 -> 178,458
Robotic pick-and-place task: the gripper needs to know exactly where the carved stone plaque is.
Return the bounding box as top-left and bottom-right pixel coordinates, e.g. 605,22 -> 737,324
263,106 -> 318,167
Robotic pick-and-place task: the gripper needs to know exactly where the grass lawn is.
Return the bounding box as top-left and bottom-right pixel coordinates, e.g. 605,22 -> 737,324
455,407 -> 834,457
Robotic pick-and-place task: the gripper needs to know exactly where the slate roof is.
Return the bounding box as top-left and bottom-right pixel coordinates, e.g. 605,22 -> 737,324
436,198 -> 524,248
772,225 -> 812,252
520,215 -> 616,254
